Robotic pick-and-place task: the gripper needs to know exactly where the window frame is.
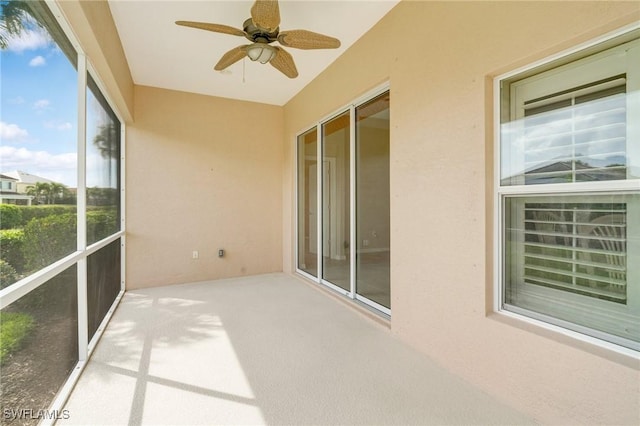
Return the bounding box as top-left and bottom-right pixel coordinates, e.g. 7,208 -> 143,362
493,23 -> 640,356
503,193 -> 640,345
0,0 -> 126,422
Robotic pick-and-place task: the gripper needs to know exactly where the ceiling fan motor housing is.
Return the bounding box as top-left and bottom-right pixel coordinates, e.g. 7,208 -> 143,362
243,18 -> 278,43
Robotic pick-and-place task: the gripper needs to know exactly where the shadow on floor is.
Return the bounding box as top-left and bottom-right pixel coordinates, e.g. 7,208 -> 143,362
60,273 -> 535,425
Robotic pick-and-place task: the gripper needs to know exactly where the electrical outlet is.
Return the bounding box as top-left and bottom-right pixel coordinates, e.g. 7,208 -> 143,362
192,250 -> 199,259
363,239 -> 369,247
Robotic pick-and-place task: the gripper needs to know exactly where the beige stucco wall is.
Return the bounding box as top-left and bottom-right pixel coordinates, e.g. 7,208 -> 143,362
58,0 -> 639,422
126,86 -> 284,289
283,1 -> 640,424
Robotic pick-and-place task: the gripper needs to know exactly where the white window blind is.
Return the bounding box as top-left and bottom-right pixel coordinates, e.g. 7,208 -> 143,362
522,77 -> 627,184
523,202 -> 627,303
504,195 -> 639,349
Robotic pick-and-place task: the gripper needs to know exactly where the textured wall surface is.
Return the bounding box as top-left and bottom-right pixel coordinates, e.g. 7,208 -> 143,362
61,0 -> 640,423
126,86 -> 284,288
283,1 -> 640,424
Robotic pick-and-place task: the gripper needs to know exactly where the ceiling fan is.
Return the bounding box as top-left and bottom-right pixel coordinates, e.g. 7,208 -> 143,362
176,0 -> 341,79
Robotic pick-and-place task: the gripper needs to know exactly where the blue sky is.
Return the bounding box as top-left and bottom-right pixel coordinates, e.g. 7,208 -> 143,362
1,19 -> 79,186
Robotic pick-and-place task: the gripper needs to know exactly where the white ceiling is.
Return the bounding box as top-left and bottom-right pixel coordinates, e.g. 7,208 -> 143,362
108,0 -> 399,106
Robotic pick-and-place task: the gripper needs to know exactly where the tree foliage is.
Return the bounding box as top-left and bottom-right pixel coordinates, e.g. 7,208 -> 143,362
0,0 -> 40,50
0,259 -> 18,289
25,181 -> 72,204
22,213 -> 76,271
0,204 -> 22,229
18,205 -> 76,225
0,0 -> 28,49
25,182 -> 49,205
93,123 -> 119,160
87,187 -> 118,207
87,208 -> 118,244
0,228 -> 25,274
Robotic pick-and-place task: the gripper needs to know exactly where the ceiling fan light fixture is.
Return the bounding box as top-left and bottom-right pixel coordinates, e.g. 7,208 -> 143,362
246,44 -> 276,64
176,0 -> 341,78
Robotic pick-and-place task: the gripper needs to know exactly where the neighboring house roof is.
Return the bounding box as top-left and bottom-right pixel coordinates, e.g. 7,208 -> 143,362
2,170 -> 56,185
0,174 -> 18,181
523,160 -> 625,183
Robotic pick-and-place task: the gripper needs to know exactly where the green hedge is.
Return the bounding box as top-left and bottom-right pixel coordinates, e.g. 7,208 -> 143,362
0,229 -> 25,273
0,260 -> 18,289
0,205 -> 23,229
1,207 -> 118,278
23,213 -> 76,271
18,205 -> 76,226
87,209 -> 119,245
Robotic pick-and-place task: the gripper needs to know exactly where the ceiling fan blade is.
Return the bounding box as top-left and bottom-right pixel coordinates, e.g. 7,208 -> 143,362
214,45 -> 248,71
250,0 -> 280,32
277,30 -> 341,50
175,21 -> 246,37
270,47 -> 298,78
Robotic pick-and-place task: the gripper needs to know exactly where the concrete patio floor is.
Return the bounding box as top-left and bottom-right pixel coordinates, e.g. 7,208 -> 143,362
59,273 -> 536,425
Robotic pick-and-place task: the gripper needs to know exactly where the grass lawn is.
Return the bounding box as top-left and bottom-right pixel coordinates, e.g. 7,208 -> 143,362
0,311 -> 34,364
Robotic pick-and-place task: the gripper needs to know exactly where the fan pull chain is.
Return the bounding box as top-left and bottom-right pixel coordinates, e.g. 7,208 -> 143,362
243,58 -> 246,84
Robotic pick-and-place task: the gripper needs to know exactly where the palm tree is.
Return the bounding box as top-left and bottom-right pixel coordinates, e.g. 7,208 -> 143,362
48,182 -> 66,204
25,182 -> 36,204
26,182 -> 50,205
93,123 -> 119,160
0,1 -> 38,50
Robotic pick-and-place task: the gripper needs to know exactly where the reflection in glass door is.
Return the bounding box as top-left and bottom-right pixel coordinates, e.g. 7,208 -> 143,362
297,128 -> 318,277
356,93 -> 390,309
322,112 -> 351,291
296,88 -> 390,314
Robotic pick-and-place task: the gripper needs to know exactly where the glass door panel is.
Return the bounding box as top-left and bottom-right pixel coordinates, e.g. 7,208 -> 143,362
297,128 -> 318,277
322,112 -> 351,291
86,75 -> 121,245
356,93 -> 391,308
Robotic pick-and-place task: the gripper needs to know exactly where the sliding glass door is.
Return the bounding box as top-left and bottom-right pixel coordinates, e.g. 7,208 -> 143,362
296,88 -> 390,314
297,128 -> 318,277
322,112 -> 351,291
356,93 -> 391,309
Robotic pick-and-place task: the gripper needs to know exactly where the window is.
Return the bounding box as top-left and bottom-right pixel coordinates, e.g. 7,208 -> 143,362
497,31 -> 639,351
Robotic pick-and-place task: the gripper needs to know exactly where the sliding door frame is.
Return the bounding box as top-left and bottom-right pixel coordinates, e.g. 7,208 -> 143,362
295,82 -> 390,316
